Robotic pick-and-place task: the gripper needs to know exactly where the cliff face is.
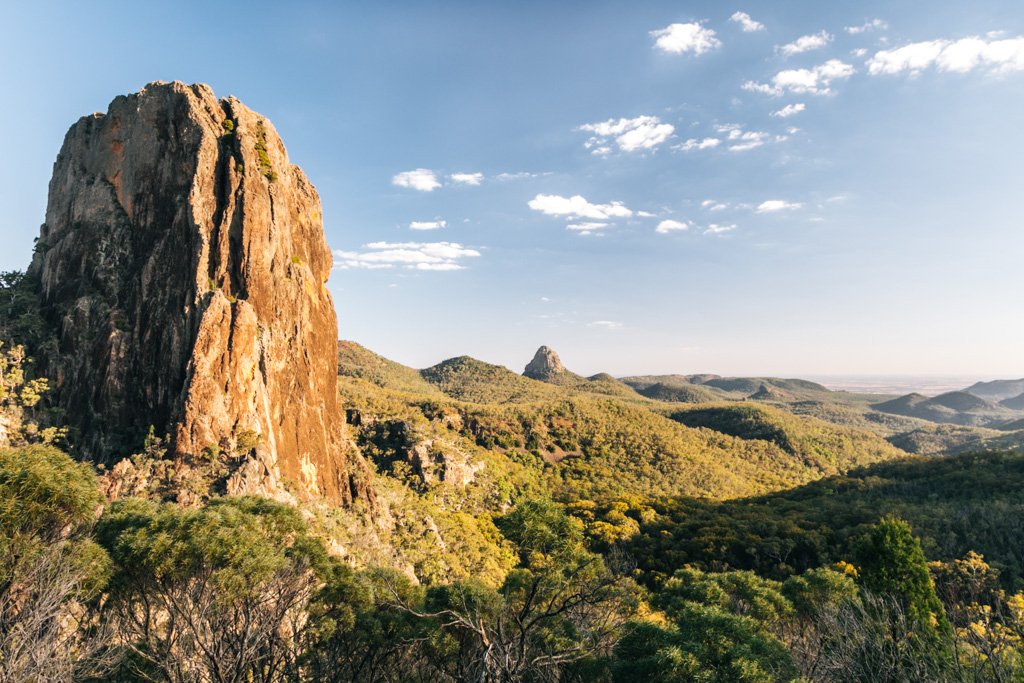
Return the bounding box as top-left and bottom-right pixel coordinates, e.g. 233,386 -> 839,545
29,81 -> 370,506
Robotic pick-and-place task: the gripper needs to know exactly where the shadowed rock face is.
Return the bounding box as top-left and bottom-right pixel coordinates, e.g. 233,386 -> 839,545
523,345 -> 565,381
29,81 -> 370,506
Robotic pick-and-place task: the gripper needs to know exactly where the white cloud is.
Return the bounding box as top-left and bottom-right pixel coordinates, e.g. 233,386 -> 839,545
528,194 -> 633,220
651,22 -> 721,55
867,36 -> 1024,76
771,102 -> 806,118
851,47 -> 868,58
392,168 -> 441,192
656,219 -> 690,233
846,19 -> 888,35
449,172 -> 483,185
334,241 -> 480,270
730,11 -> 765,33
578,115 -> 675,153
676,137 -> 721,151
743,59 -> 855,95
702,200 -> 728,211
495,171 -> 543,181
636,210 -> 657,218
728,131 -> 769,152
704,224 -> 737,234
756,200 -> 803,213
588,320 -> 623,330
779,31 -> 833,57
409,220 -> 447,230
566,222 -> 610,235
714,124 -> 769,152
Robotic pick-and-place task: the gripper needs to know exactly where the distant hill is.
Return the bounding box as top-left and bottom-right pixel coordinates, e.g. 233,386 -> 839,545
338,341 -> 1020,458
964,378 -> 1024,402
337,342 -> 907,502
620,374 -> 722,390
872,390 -> 1021,427
339,342 -> 640,404
666,402 -> 900,472
748,383 -> 793,402
633,382 -> 730,403
929,390 -> 1001,411
1001,392 -> 1024,411
704,377 -> 831,396
520,346 -> 641,399
619,374 -> 832,403
1001,417 -> 1024,431
887,423 -> 1024,456
338,341 -> 443,396
422,356 -> 561,403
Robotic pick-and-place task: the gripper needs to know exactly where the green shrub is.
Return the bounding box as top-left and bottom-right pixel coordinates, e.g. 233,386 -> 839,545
254,121 -> 277,182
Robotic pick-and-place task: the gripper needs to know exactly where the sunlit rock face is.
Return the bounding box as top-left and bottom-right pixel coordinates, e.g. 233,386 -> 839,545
30,81 -> 371,506
523,345 -> 566,381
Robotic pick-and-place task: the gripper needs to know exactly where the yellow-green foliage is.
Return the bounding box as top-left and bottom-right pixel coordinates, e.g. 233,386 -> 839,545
0,445 -> 111,595
421,355 -> 564,403
253,120 -> 277,182
667,402 -> 904,473
339,341 -> 443,397
0,342 -> 65,446
628,451 -> 1024,589
341,367 -> 904,505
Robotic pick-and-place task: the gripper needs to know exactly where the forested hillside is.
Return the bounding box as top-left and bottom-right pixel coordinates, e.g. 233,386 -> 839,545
5,282 -> 1024,680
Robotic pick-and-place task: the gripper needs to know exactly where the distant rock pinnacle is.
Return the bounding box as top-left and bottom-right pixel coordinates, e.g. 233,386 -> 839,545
749,383 -> 790,401
524,346 -> 566,380
29,81 -> 371,506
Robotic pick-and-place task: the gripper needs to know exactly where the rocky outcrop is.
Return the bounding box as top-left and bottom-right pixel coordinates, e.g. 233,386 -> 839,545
406,440 -> 481,488
29,81 -> 371,506
523,345 -> 566,381
749,383 -> 792,402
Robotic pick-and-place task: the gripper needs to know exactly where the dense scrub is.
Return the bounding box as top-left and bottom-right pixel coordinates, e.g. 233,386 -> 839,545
626,451 -> 1024,589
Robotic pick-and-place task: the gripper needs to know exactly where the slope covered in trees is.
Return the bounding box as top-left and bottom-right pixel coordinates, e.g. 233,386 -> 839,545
625,450 -> 1024,589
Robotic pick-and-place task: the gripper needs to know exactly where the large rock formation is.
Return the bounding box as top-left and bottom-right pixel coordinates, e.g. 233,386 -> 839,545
29,81 -> 370,506
523,345 -> 566,381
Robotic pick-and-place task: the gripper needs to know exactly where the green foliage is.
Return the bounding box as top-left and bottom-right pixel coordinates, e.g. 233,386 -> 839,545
0,445 -> 110,593
0,446 -> 111,680
0,445 -> 101,539
254,120 -> 278,182
668,402 -> 903,472
303,566 -> 432,682
1,341 -> 66,446
415,498 -> 640,681
221,118 -> 234,134
781,566 -> 859,620
421,355 -> 563,403
339,341 -> 443,396
853,517 -> 948,633
234,428 -> 260,454
656,568 -> 793,626
96,496 -> 336,681
0,270 -> 55,357
614,568 -> 797,683
97,495 -> 328,587
628,451 -> 1024,589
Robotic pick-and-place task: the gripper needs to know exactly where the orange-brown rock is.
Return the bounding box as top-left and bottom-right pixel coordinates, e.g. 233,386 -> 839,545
29,81 -> 370,506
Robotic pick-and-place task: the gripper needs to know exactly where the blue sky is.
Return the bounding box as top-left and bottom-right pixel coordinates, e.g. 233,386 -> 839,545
2,1 -> 1022,377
